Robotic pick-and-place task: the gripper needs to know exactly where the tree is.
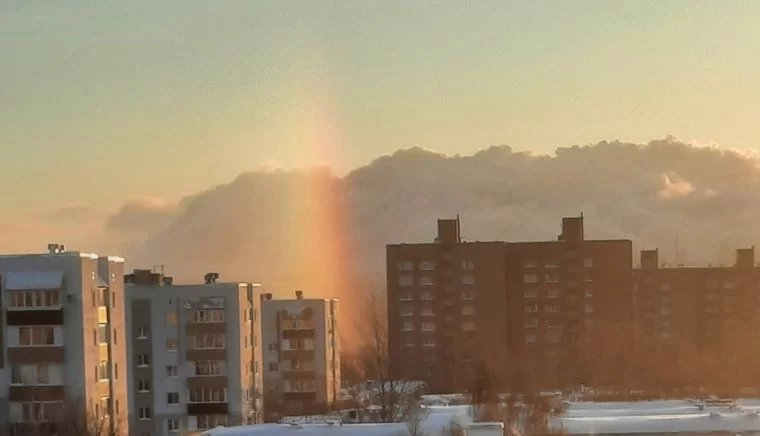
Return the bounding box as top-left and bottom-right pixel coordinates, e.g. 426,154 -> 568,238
404,402 -> 429,436
4,402 -> 125,436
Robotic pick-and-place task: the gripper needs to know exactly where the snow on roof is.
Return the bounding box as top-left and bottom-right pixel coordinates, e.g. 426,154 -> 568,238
202,406 -> 476,436
4,271 -> 64,290
553,399 -> 760,435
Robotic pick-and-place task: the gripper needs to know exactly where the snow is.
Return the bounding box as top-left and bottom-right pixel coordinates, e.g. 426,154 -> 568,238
552,399 -> 760,434
201,406 -> 479,436
4,271 -> 63,290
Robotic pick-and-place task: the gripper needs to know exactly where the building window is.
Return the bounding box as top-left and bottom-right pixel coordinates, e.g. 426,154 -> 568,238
189,334 -> 226,349
461,290 -> 475,300
419,261 -> 436,271
166,337 -> 178,352
422,335 -> 436,347
97,361 -> 110,381
196,415 -> 228,430
421,306 -> 434,316
421,322 -> 436,332
584,288 -> 593,298
9,290 -> 61,310
137,325 -> 148,339
523,289 -> 538,299
460,275 -> 475,285
192,309 -> 225,323
547,289 -> 560,298
523,274 -> 539,284
583,258 -> 593,268
167,392 -> 180,405
462,321 -> 475,332
723,281 -> 736,290
11,364 -> 59,385
546,328 -> 562,343
401,321 -> 415,332
166,365 -> 178,377
523,261 -> 537,269
165,311 -> 177,326
525,304 -> 538,313
398,275 -> 414,286
399,291 -> 413,301
137,380 -> 151,392
420,276 -> 434,286
401,335 -> 414,347
194,361 -> 222,376
137,354 -> 150,367
524,318 -> 538,328
544,273 -> 559,283
706,293 -> 719,302
188,388 -> 227,403
168,419 -> 180,432
545,261 -> 559,269
268,362 -> 278,372
525,333 -> 537,343
420,292 -> 434,301
461,260 -> 475,270
397,261 -> 414,271
659,307 -> 670,315
584,273 -> 593,283
462,306 -> 475,316
18,327 -> 54,346
545,304 -> 561,313
137,407 -> 151,420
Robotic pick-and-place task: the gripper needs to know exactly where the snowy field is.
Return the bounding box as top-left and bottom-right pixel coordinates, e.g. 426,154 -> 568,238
552,399 -> 760,434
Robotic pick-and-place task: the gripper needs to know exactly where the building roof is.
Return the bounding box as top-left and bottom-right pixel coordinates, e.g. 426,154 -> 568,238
3,271 -> 64,290
552,400 -> 760,435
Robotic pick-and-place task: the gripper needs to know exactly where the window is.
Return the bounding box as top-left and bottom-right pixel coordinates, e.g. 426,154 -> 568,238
584,273 -> 593,283
137,325 -> 148,339
18,402 -> 63,422
523,261 -> 537,269
167,392 -> 180,405
545,261 -> 559,269
166,337 -> 178,352
461,290 -> 475,300
398,275 -> 414,286
137,353 -> 150,367
524,318 -> 538,328
419,276 -> 434,286
523,274 -> 539,284
165,311 -> 177,326
11,364 -> 59,385
419,261 -> 436,271
138,407 -> 151,420
723,281 -> 736,290
97,361 -> 110,381
401,335 -> 414,347
546,328 -> 562,343
399,291 -> 413,301
196,415 -> 228,430
545,304 -> 561,313
421,306 -> 434,316
584,288 -> 593,298
525,333 -> 537,343
168,419 -> 180,432
461,306 -> 475,316
460,275 -> 475,285
397,261 -> 414,271
420,292 -> 434,301
461,260 -> 475,270
660,307 -> 670,315
401,321 -> 415,332
462,321 -> 475,332
190,334 -> 226,349
544,273 -> 559,283
421,322 -> 436,332
188,388 -> 227,403
523,289 -> 538,298
525,304 -> 538,313
583,258 -> 593,268
547,289 -> 560,298
194,361 -> 222,376
192,309 -> 225,323
137,380 -> 151,392
166,365 -> 178,377
19,327 -> 54,346
422,335 -> 436,347
268,362 -> 278,372
706,293 -> 719,302
97,324 -> 109,344
9,290 -> 61,309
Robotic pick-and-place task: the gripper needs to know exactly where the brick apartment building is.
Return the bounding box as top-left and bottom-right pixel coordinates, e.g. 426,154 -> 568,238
387,215 -> 633,392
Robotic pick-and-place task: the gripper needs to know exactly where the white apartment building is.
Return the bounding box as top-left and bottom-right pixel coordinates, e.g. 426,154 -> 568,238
261,292 -> 339,416
0,245 -> 129,436
124,270 -> 263,436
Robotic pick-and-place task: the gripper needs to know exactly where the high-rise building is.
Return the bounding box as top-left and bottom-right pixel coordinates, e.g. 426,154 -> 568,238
124,270 -> 263,435
387,216 -> 634,392
0,246 -> 129,436
260,292 -> 340,417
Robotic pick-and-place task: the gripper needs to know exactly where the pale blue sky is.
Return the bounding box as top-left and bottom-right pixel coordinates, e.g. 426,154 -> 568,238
2,1 -> 760,213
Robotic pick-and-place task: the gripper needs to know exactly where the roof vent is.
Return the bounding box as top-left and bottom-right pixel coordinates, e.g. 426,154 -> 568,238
204,273 -> 219,284
47,243 -> 65,254
295,290 -> 303,299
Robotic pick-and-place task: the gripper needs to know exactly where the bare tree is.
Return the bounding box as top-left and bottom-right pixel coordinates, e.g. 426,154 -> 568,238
404,402 -> 429,436
4,403 -> 124,436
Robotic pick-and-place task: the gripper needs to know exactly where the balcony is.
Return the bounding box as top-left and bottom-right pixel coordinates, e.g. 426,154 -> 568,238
187,403 -> 228,416
6,310 -> 64,326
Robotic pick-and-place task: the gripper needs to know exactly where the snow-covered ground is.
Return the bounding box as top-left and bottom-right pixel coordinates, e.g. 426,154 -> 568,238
200,405 -> 486,436
552,399 -> 760,434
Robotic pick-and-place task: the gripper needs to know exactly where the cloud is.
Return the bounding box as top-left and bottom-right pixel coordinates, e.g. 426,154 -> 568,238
657,172 -> 696,199
106,196 -> 175,234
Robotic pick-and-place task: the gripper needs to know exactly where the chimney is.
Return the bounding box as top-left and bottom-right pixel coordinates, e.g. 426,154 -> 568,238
641,250 -> 659,270
736,247 -> 755,269
559,215 -> 584,243
437,218 -> 461,244
295,290 -> 303,299
204,273 -> 219,284
265,293 -> 273,300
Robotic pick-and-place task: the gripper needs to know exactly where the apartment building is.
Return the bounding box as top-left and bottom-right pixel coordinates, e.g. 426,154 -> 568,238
260,292 -> 340,416
633,247 -> 760,354
0,245 -> 129,436
387,216 -> 634,392
124,270 -> 263,436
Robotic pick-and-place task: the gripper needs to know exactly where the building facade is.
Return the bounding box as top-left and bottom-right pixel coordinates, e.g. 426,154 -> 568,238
260,292 -> 340,417
125,270 -> 263,436
0,247 -> 129,435
387,216 -> 634,392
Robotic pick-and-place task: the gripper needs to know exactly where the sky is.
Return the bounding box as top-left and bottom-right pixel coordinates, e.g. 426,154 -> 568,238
3,1 -> 760,214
